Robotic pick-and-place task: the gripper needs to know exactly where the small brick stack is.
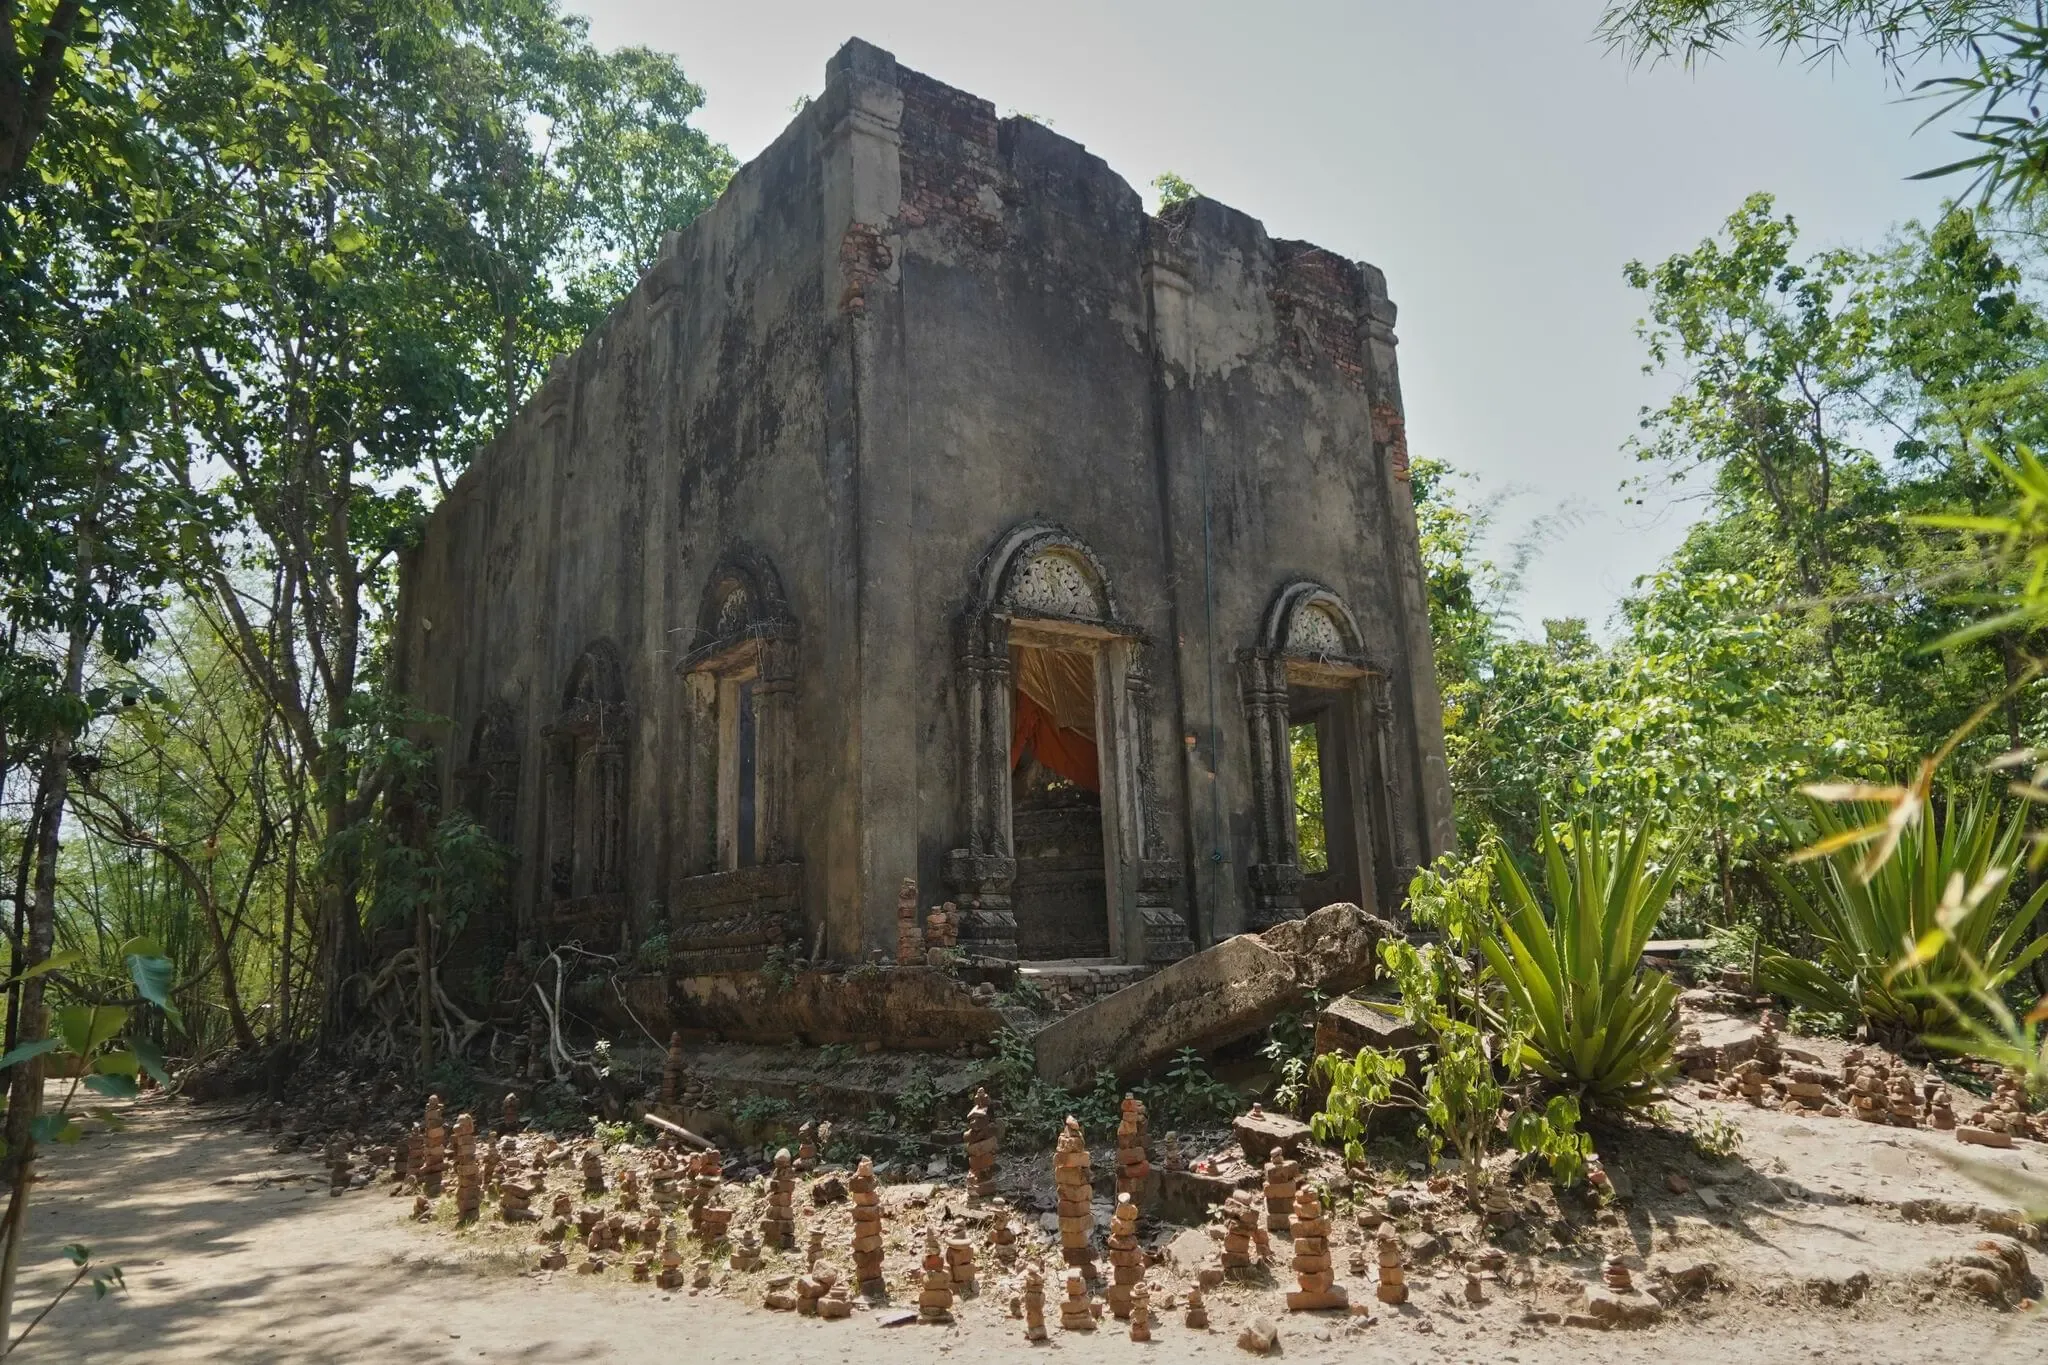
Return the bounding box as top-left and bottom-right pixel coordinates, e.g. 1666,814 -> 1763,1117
1021,1268 -> 1047,1341
1162,1131 -> 1184,1172
618,1166 -> 641,1212
1054,1116 -> 1096,1269
794,1120 -> 818,1173
1262,1154 -> 1298,1233
499,1174 -> 535,1222
989,1217 -> 1018,1265
924,901 -> 959,957
963,1086 -> 998,1198
730,1228 -> 762,1271
918,1239 -> 955,1324
452,1114 -> 482,1223
1184,1283 -> 1208,1328
1602,1255 -> 1632,1291
763,1148 -> 796,1249
660,1032 -> 686,1109
582,1146 -> 607,1195
1127,1281 -> 1152,1342
1059,1271 -> 1096,1332
421,1095 -> 447,1195
501,1091 -> 521,1133
849,1156 -> 885,1295
1285,1185 -> 1345,1310
1374,1225 -> 1407,1305
1105,1193 -> 1142,1317
1220,1192 -> 1267,1274
1115,1094 -> 1150,1203
688,1149 -> 732,1241
896,878 -> 922,965
945,1237 -> 976,1291
656,1226 -> 685,1289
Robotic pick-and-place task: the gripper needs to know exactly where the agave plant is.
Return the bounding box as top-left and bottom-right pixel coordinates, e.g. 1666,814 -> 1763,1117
1481,812 -> 1682,1109
1760,791 -> 2048,1043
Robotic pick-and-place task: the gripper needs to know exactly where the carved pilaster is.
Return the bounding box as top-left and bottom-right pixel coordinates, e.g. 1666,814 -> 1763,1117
680,672 -> 718,877
755,634 -> 799,865
1127,647 -> 1190,961
1372,679 -> 1418,896
950,614 -> 1017,958
592,738 -> 625,895
543,732 -> 574,898
1240,649 -> 1303,927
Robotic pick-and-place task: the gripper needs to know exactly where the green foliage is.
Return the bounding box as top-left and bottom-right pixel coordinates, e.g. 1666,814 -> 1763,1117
1485,813 -> 1682,1108
1137,1047 -> 1243,1130
1598,3 -> 2048,206
1260,994 -> 1321,1115
589,1117 -> 636,1149
1688,1111 -> 1746,1160
1289,723 -> 1328,874
1151,171 -> 1197,207
1311,930 -> 1589,1207
633,932 -> 669,971
1760,790 -> 2048,1040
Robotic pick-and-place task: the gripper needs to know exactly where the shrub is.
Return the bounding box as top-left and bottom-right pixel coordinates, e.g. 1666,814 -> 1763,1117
1311,938 -> 1589,1207
1761,791 -> 2048,1044
1483,811 -> 1681,1109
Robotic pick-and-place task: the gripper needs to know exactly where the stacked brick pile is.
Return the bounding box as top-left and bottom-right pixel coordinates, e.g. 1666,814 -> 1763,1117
963,1087 -> 998,1198
849,1157 -> 885,1295
1285,1185 -> 1345,1310
763,1148 -> 796,1249
1054,1117 -> 1095,1269
1105,1194 -> 1141,1317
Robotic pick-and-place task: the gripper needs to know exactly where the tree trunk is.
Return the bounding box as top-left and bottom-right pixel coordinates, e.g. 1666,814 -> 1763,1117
0,606 -> 90,1346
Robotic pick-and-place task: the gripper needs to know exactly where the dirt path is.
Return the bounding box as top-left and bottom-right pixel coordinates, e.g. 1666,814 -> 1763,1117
8,1094 -> 2046,1363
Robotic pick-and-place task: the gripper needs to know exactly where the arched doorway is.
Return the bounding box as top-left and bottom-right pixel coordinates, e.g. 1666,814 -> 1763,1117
948,524 -> 1190,965
1241,582 -> 1396,926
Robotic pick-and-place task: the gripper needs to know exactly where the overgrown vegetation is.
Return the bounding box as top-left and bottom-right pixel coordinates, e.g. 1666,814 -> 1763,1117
1761,789 -> 2048,1042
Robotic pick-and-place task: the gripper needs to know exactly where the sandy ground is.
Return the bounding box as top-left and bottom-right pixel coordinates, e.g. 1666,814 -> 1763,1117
6,1087 -> 2047,1363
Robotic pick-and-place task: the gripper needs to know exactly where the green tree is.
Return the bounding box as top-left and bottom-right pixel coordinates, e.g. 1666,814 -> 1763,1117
1598,2 -> 2048,206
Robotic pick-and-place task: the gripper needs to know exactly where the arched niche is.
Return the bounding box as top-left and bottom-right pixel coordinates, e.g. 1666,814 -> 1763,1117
459,699 -> 520,848
948,522 -> 1189,966
541,641 -> 627,939
670,548 -> 804,976
1241,580 -> 1398,924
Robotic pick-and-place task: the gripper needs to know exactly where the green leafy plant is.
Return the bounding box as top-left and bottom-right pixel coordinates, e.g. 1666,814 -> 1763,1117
590,1118 -> 635,1149
1760,790 -> 2048,1043
1311,937 -> 1588,1207
1688,1111 -> 1746,1160
1484,812 -> 1682,1108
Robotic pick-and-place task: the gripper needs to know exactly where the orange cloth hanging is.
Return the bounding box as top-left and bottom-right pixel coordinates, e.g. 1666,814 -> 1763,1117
1011,689 -> 1099,792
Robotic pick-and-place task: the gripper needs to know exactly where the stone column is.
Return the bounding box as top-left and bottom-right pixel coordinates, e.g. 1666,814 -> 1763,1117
947,613 -> 1017,958
1371,677 -> 1417,903
755,635 -> 800,865
1127,645 -> 1191,962
592,733 -> 625,895
1240,651 -> 1302,929
678,672 -> 718,878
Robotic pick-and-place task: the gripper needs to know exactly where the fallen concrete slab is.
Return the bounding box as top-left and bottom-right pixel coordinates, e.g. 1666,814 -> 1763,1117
1030,902 -> 1397,1086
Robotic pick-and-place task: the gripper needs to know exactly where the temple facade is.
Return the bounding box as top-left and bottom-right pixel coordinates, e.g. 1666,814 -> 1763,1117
393,38 -> 1455,984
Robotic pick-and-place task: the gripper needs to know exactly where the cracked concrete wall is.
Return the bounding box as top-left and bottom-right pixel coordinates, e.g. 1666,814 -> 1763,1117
395,35 -> 1453,973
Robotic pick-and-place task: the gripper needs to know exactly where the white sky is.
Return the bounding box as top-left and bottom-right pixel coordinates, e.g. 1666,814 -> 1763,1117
568,1 -> 1954,636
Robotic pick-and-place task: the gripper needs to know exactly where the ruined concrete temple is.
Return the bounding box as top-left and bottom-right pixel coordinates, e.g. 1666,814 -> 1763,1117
394,39 -> 1454,1017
